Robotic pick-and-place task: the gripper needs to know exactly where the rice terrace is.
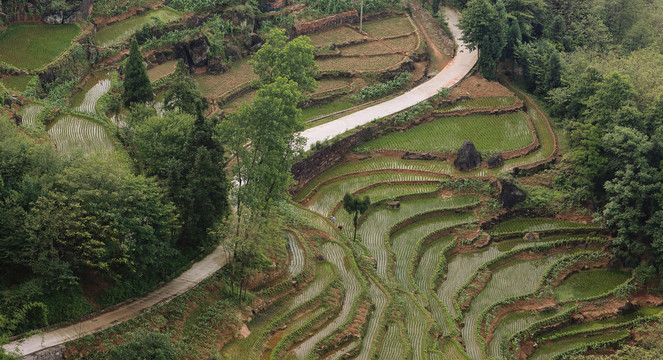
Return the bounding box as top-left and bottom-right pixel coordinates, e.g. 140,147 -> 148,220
1,0 -> 663,360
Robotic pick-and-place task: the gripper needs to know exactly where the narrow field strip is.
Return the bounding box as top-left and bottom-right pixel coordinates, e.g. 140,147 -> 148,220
436,96 -> 516,113
488,217 -> 601,237
378,322 -> 406,360
553,268 -> 631,302
291,242 -> 363,359
223,261 -> 335,359
18,104 -> 44,129
194,59 -> 257,99
286,232 -> 305,278
414,236 -> 455,336
403,294 -> 431,360
325,340 -> 359,360
317,54 -> 406,73
356,281 -> 388,360
308,26 -> 365,48
74,78 -> 111,114
359,112 -> 533,153
362,16 -> 415,38
47,115 -> 115,155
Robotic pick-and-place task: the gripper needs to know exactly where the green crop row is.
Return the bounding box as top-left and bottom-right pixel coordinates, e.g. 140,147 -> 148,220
269,304 -> 332,360
435,96 -> 517,113
550,329 -> 630,360
537,313 -> 661,343
505,305 -> 579,359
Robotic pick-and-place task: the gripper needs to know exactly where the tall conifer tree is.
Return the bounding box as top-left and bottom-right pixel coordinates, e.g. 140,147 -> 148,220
123,38 -> 154,107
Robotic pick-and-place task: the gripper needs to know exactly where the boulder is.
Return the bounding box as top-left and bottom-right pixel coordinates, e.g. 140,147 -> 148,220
43,12 -> 64,24
249,33 -> 264,52
207,57 -> 228,75
618,301 -> 638,315
607,257 -> 624,269
523,232 -> 540,242
498,178 -> 526,208
402,151 -> 439,161
225,44 -> 243,62
486,155 -> 504,168
454,140 -> 482,171
189,37 -> 210,67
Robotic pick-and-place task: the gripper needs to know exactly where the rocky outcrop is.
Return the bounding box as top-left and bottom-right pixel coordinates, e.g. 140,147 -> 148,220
454,140 -> 481,171
175,36 -> 210,68
498,178 -> 526,208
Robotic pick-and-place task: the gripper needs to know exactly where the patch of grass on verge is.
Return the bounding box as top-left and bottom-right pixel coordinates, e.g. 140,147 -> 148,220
0,24 -> 80,70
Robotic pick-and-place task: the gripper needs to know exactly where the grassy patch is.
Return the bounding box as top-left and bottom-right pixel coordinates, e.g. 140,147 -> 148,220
362,16 -> 414,38
0,24 -> 80,70
302,97 -> 355,122
317,54 -> 405,73
308,26 -> 365,48
359,113 -> 533,153
194,59 -> 257,99
147,60 -> 178,82
554,269 -> 631,302
1,74 -> 32,92
94,8 -> 181,47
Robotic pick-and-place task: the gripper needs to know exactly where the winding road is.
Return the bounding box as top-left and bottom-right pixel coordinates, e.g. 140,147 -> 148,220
301,7 -> 477,150
3,7 -> 476,357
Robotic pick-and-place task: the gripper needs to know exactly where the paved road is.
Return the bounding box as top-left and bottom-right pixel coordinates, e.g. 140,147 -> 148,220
3,246 -> 229,356
301,7 -> 477,150
4,7 -> 476,357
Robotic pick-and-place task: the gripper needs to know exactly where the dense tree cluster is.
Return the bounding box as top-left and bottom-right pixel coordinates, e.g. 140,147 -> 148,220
215,28 -> 317,300
0,117 -> 183,339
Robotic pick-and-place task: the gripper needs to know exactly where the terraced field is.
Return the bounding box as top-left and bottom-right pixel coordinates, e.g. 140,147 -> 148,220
47,115 -> 115,155
359,112 -> 533,153
257,79 -> 657,360
94,8 -> 182,47
18,103 -> 44,129
71,75 -> 111,114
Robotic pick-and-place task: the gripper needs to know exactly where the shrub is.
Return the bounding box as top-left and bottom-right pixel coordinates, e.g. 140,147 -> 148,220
352,72 -> 411,102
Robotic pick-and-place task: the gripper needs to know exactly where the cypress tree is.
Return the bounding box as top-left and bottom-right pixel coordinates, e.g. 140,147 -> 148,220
123,38 -> 154,107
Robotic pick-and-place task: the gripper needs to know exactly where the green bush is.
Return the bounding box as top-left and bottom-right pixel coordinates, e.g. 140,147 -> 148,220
353,72 -> 411,102
107,330 -> 179,360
